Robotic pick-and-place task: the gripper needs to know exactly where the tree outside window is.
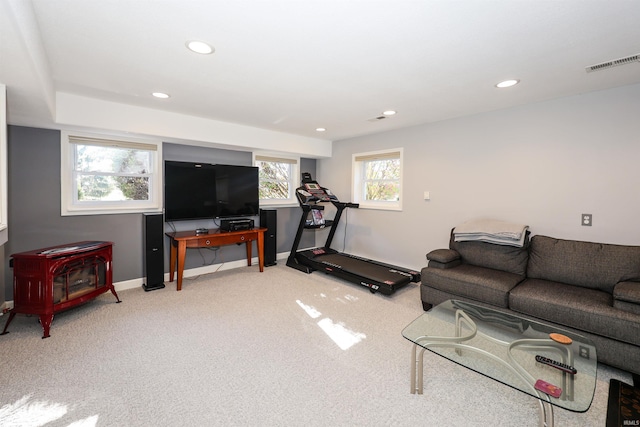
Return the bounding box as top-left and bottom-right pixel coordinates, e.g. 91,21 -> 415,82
363,158 -> 400,201
75,144 -> 151,202
256,159 -> 291,200
254,154 -> 299,206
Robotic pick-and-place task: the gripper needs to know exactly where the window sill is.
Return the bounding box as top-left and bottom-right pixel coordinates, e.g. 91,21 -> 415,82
355,203 -> 402,212
62,206 -> 163,216
259,202 -> 299,209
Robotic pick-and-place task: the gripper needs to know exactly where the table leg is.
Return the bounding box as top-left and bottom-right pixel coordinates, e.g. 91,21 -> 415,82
169,238 -> 176,282
246,240 -> 252,267
257,231 -> 264,272
410,343 -> 425,394
411,344 -> 417,393
177,240 -> 186,291
409,341 -> 554,426
538,400 -> 554,427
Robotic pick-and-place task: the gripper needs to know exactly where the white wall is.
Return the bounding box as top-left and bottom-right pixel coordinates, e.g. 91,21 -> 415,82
317,83 -> 640,272
55,93 -> 332,159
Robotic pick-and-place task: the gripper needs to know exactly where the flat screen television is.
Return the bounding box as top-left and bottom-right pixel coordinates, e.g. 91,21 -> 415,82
164,161 -> 259,222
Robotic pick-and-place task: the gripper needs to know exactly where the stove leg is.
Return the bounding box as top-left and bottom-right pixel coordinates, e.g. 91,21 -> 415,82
1,311 -> 16,335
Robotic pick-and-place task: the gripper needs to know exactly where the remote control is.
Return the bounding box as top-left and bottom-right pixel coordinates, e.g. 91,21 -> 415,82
536,355 -> 577,375
534,379 -> 562,398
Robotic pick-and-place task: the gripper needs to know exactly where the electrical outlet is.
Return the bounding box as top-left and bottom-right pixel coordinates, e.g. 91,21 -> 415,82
582,214 -> 592,226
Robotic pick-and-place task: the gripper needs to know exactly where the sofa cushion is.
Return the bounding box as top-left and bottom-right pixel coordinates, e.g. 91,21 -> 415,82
421,264 -> 524,308
527,235 -> 640,294
510,279 -> 640,346
426,249 -> 462,269
614,281 -> 640,315
427,249 -> 460,264
449,230 -> 530,276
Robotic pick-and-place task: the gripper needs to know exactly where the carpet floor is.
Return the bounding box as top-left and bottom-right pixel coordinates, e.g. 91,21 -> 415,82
0,263 -> 634,426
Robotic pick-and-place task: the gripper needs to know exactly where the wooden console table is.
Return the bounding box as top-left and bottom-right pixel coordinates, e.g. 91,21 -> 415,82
166,228 -> 267,291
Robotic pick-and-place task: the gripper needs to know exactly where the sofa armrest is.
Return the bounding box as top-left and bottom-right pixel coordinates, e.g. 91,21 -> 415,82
613,281 -> 640,315
426,249 -> 461,269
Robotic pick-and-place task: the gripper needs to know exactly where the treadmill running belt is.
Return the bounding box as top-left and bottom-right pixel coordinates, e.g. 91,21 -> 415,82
316,253 -> 411,285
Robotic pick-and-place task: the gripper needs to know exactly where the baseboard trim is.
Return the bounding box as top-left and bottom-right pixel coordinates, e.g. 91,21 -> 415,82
2,252 -> 293,306
1,300 -> 13,315
115,252 -> 291,292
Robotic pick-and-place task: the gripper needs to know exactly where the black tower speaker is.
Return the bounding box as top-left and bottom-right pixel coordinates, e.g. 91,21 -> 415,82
260,209 -> 277,267
142,213 -> 165,291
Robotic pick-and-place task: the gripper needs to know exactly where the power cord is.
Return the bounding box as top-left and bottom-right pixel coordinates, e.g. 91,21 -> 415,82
341,208 -> 349,252
186,246 -> 224,281
199,246 -> 221,266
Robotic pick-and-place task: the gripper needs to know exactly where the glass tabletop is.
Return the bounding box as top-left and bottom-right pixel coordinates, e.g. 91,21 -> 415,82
402,299 -> 597,412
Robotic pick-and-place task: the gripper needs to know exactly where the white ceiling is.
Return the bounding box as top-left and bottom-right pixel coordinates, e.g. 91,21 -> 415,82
1,0 -> 640,142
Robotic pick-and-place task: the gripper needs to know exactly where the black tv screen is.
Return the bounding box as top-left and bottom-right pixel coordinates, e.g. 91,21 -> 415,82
164,161 -> 259,222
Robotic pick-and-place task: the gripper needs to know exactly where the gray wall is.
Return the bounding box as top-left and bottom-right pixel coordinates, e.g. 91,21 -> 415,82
5,126 -> 145,300
4,127 -> 315,300
318,83 -> 640,272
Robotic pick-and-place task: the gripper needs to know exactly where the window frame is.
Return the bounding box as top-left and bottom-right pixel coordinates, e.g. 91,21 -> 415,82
352,148 -> 403,211
0,84 -> 7,236
60,131 -> 163,216
253,152 -> 300,208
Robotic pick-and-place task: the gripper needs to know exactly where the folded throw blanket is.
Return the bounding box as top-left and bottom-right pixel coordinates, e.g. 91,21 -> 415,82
454,219 -> 529,247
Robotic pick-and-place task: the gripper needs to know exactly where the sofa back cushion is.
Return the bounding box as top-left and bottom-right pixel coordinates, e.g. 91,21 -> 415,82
449,230 -> 530,276
527,235 -> 640,293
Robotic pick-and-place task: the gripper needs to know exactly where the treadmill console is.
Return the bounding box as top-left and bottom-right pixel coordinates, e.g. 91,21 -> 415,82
302,183 -> 332,202
295,172 -> 358,209
295,175 -> 338,205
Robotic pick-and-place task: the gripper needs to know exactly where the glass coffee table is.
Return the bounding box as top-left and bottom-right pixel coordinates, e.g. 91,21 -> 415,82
402,299 -> 597,427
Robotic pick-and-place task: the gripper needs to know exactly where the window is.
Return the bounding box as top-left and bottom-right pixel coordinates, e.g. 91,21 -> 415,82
0,84 -> 7,240
253,153 -> 299,207
352,148 -> 403,211
61,131 -> 163,216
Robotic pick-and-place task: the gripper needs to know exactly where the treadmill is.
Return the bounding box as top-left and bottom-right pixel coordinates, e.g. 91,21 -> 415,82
286,173 -> 421,295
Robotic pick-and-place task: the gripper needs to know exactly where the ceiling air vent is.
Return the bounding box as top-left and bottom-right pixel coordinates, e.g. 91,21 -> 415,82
367,115 -> 387,122
586,54 -> 640,73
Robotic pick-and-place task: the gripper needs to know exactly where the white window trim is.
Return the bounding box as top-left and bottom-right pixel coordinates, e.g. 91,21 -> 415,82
61,131 -> 163,216
352,148 -> 403,211
253,152 -> 300,208
0,84 -> 7,235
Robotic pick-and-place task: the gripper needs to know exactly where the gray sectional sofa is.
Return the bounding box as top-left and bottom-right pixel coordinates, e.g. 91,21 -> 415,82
421,230 -> 640,376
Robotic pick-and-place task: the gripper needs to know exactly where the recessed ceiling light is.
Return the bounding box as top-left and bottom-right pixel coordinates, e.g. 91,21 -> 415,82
152,92 -> 170,99
382,110 -> 397,116
495,79 -> 520,88
316,127 -> 326,132
186,40 -> 214,55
